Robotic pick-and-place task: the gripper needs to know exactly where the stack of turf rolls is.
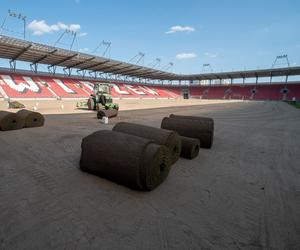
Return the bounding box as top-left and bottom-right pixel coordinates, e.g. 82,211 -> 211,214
80,130 -> 172,191
161,114 -> 214,149
80,115 -> 214,190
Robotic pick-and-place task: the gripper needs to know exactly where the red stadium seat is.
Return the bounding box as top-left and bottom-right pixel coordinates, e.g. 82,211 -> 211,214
0,71 -> 299,100
286,83 -> 300,100
253,84 -> 284,100
0,74 -> 56,98
228,85 -> 253,99
190,86 -> 208,98
39,77 -> 89,98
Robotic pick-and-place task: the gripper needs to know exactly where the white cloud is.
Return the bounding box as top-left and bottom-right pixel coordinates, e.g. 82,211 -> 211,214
166,25 -> 195,34
56,22 -> 68,30
69,24 -> 80,32
28,20 -> 81,36
205,52 -> 218,58
176,53 -> 197,60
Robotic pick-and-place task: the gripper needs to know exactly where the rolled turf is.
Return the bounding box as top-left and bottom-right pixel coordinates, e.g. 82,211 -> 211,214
80,130 -> 171,191
0,111 -> 24,131
161,117 -> 213,149
113,122 -> 181,164
16,109 -> 45,128
97,109 -> 118,119
180,136 -> 200,159
169,114 -> 214,132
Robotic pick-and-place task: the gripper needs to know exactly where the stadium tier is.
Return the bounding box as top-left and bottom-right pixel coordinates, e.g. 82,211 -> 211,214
226,85 -> 254,99
0,71 -> 300,100
190,84 -> 300,100
286,84 -> 300,100
0,72 -> 181,99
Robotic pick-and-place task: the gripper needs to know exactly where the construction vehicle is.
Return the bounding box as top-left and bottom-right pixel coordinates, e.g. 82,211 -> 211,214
77,83 -> 119,111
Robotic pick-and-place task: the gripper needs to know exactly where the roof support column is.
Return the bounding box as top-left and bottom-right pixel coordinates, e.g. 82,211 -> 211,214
64,67 -> 72,77
48,65 -> 56,75
77,69 -> 86,78
30,63 -> 38,73
285,74 -> 289,87
89,71 -> 98,79
9,60 -> 16,71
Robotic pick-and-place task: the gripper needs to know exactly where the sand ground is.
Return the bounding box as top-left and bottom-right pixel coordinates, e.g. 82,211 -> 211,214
0,98 -> 243,114
0,100 -> 299,249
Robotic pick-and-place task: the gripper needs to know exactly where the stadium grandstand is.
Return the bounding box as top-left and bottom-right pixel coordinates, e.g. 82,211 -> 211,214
0,35 -> 300,100
1,2 -> 300,250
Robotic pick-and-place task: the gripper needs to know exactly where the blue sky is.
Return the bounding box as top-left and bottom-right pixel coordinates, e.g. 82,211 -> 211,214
0,0 -> 299,74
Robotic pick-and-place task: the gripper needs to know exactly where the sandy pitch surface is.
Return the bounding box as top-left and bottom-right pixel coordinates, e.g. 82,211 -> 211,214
0,100 -> 299,249
0,98 -> 243,114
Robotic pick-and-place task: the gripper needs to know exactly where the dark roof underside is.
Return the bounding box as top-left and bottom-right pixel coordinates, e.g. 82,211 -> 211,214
1,35 -> 300,81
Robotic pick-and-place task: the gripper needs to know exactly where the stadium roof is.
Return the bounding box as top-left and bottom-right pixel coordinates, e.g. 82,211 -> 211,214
178,67 -> 300,81
0,35 -> 300,81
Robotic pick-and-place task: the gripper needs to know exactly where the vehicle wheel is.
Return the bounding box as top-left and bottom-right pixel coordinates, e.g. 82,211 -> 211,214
87,98 -> 95,110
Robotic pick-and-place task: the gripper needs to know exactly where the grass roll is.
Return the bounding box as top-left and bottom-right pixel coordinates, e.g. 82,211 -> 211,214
161,117 -> 213,149
97,109 -> 118,119
16,109 -> 45,128
180,136 -> 200,159
0,111 -> 23,131
80,130 -> 171,191
113,122 -> 181,164
169,114 -> 214,132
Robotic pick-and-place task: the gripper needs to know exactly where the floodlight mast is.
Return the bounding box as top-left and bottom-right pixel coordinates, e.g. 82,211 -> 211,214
272,54 -> 290,68
0,10 -> 28,71
54,29 -> 77,50
148,58 -> 161,69
161,62 -> 174,71
271,54 -> 290,84
0,10 -> 26,40
202,63 -> 213,72
92,40 -> 112,58
129,52 -> 145,66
